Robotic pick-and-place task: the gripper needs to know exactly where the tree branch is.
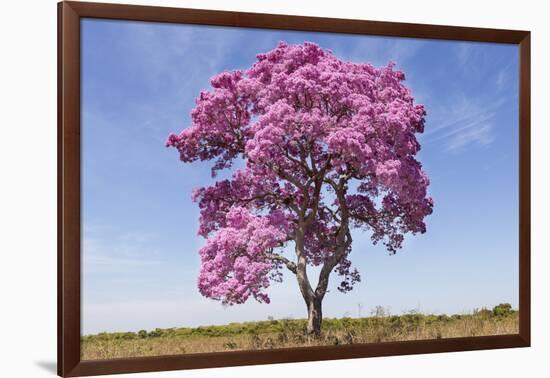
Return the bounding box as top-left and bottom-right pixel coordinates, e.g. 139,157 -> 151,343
313,178 -> 352,299
265,252 -> 297,274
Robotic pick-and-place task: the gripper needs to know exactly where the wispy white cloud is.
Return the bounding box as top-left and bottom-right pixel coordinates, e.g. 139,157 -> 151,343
445,123 -> 493,151
495,62 -> 515,91
416,40 -> 519,153
82,227 -> 164,274
330,35 -> 424,68
456,42 -> 473,65
422,94 -> 508,152
83,19 -> 246,137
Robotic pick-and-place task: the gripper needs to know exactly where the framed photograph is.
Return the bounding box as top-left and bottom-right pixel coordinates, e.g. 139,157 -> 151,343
58,1 -> 530,376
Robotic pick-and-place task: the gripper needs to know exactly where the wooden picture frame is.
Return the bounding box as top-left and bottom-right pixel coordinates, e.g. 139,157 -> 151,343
58,1 -> 531,376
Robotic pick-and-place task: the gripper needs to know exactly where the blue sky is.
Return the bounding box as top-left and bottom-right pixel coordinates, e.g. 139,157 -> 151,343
81,19 -> 519,335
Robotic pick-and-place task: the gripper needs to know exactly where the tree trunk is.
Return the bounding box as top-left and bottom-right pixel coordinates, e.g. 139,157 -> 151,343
306,297 -> 323,336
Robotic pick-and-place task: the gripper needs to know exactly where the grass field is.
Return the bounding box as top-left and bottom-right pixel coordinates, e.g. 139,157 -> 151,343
81,304 -> 518,360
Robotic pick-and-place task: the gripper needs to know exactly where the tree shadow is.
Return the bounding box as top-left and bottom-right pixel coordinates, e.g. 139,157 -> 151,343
35,361 -> 57,374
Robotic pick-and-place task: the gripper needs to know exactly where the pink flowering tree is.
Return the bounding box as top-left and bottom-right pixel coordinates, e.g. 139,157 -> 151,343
167,42 -> 433,335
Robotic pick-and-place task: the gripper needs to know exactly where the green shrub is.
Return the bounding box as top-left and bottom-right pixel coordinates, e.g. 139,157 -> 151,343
81,306 -> 519,346
120,332 -> 136,340
148,328 -> 164,338
493,303 -> 513,317
476,308 -> 493,318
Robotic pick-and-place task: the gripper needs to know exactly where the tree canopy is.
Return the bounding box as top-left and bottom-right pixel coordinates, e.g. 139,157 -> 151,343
167,41 -> 433,313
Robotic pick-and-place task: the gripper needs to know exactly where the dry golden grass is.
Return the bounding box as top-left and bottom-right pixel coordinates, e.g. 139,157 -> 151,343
81,308 -> 518,360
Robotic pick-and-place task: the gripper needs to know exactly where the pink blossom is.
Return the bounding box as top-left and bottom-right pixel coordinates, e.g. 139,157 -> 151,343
168,41 -> 433,310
